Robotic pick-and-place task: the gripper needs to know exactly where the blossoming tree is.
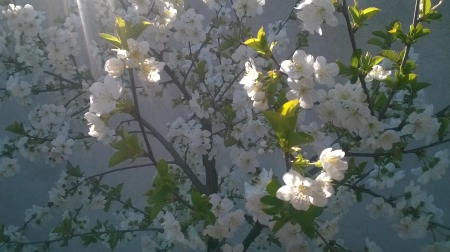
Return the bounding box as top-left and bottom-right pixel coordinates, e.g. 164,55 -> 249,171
0,0 -> 449,251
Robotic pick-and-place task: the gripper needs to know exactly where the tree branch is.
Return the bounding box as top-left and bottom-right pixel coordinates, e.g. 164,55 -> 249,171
128,68 -> 158,165
138,117 -> 206,194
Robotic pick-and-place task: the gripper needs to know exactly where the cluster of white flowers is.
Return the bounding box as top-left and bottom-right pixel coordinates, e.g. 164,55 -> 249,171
244,168 -> 272,224
45,25 -> 81,78
143,2 -> 177,51
239,58 -> 269,111
173,8 -> 205,45
230,147 -> 260,173
189,91 -> 215,119
401,104 -> 440,144
232,0 -> 265,19
366,163 -> 405,189
167,118 -> 213,156
411,149 -> 449,184
267,20 -> 290,54
364,65 -> 392,82
276,148 -> 347,211
92,0 -> 115,29
0,157 -> 20,180
280,50 -> 339,109
24,205 -> 52,229
295,0 -> 338,35
5,77 -> 32,106
203,194 -> 245,239
1,4 -> 44,39
1,1 -> 450,251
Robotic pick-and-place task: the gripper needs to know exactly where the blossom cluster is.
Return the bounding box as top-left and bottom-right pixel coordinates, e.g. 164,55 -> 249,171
0,0 -> 449,252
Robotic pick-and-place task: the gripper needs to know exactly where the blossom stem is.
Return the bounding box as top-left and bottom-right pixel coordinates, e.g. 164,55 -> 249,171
434,104 -> 450,117
128,68 -> 158,166
341,0 -> 375,116
284,152 -> 290,172
43,71 -> 81,89
82,163 -> 155,182
201,118 -> 219,194
138,117 -> 207,194
315,229 -> 336,252
346,138 -> 450,157
174,192 -> 195,211
379,0 -> 421,121
242,221 -> 264,251
3,228 -> 163,246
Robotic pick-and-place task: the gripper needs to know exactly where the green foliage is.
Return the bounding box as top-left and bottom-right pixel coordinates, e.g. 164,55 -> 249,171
52,218 -> 73,236
145,159 -> 176,220
98,33 -> 122,49
66,162 -> 83,178
290,205 -> 323,239
5,121 -> 26,135
348,1 -> 380,30
191,191 -> 216,226
336,60 -> 360,84
266,178 -> 281,196
99,16 -> 151,50
389,21 -> 431,45
420,0 -> 443,22
243,27 -> 275,57
292,154 -> 311,170
108,128 -> 144,167
264,99 -> 314,151
296,31 -> 309,48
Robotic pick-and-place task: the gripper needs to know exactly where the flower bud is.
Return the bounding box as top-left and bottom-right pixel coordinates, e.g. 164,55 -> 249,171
104,58 -> 125,77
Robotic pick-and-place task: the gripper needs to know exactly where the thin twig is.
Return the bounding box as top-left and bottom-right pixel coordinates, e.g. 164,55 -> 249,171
128,68 -> 158,165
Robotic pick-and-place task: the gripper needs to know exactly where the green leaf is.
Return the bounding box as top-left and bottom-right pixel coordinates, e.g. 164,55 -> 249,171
374,93 -> 387,110
349,6 -> 360,24
115,16 -> 129,50
360,7 -> 380,22
272,218 -> 289,234
279,99 -> 299,130
260,195 -> 283,206
367,38 -> 384,47
218,39 -> 235,52
5,121 -> 26,135
128,21 -> 151,40
205,211 -> 216,225
266,178 -> 281,196
302,226 -> 315,239
191,191 -> 202,208
224,137 -> 237,147
408,73 -> 417,82
380,50 -> 398,62
108,151 -> 134,168
372,30 -> 387,39
371,56 -> 384,66
293,154 -> 310,170
156,159 -> 169,177
438,118 -> 449,140
150,202 -> 165,220
98,33 -> 122,49
422,0 -> 432,14
109,233 -> 121,250
350,49 -> 362,68
287,132 -> 314,148
66,164 -> 83,178
263,111 -> 289,145
244,27 -> 271,56
411,82 -> 431,93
